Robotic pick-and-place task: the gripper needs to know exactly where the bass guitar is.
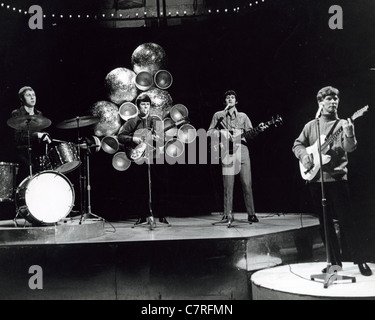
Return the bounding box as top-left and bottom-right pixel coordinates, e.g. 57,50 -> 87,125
299,105 -> 369,181
211,114 -> 283,162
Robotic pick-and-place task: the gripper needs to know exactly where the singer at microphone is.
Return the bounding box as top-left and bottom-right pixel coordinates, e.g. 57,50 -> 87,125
292,85 -> 373,277
208,89 -> 261,227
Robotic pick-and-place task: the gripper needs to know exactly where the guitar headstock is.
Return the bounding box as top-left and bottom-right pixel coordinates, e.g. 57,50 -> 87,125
351,105 -> 369,121
269,114 -> 283,127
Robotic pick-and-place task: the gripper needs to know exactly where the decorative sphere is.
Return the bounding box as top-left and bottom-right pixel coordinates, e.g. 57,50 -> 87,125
154,70 -> 173,90
112,152 -> 131,172
131,43 -> 167,75
163,117 -> 178,140
142,88 -> 173,119
165,138 -> 184,158
90,101 -> 122,137
104,67 -> 138,105
135,71 -> 154,91
178,124 -> 197,144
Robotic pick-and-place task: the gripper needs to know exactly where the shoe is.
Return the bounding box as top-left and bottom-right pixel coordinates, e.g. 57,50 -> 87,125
134,217 -> 147,225
159,217 -> 169,224
248,214 -> 259,223
221,215 -> 228,221
358,263 -> 373,277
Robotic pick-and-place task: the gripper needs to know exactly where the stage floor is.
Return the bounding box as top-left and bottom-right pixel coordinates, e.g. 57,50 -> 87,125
251,262 -> 375,300
0,213 -> 326,300
0,212 -> 319,245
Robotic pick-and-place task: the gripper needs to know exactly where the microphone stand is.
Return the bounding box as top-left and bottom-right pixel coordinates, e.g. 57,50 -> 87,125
130,140 -> 157,230
131,119 -> 170,231
310,116 -> 356,288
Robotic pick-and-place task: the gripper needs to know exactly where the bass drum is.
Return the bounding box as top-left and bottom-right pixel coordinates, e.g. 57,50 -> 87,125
15,171 -> 75,225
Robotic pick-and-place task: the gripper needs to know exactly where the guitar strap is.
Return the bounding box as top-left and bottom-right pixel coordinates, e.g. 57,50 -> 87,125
324,119 -> 340,143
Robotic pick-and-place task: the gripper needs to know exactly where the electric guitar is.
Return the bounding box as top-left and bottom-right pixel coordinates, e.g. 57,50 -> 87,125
211,115 -> 283,162
299,105 -> 369,181
125,118 -> 189,162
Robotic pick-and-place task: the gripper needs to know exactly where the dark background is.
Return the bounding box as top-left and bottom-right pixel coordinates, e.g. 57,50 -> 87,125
1,0 -> 374,226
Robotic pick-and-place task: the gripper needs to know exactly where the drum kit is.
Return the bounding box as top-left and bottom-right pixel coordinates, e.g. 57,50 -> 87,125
4,114 -> 101,226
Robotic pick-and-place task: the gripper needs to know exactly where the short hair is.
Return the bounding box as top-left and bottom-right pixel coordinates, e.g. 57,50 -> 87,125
18,86 -> 34,101
224,90 -> 237,101
316,86 -> 340,103
136,93 -> 151,108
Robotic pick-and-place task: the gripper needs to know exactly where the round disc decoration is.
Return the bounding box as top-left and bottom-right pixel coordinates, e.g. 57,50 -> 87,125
104,67 -> 138,105
90,101 -> 122,137
131,43 -> 167,75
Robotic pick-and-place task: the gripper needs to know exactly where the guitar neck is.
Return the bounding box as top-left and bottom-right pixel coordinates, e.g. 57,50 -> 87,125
320,114 -> 358,150
320,124 -> 344,151
242,119 -> 273,139
216,115 -> 282,140
322,106 -> 370,149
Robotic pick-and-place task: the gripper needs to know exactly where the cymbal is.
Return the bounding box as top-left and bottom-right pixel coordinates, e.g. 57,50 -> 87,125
56,115 -> 99,129
7,115 -> 52,130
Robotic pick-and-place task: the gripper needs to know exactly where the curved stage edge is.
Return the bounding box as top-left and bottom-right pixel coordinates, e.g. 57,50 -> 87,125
0,213 -> 332,300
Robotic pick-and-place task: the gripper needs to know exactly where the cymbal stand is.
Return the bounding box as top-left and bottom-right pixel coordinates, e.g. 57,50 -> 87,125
26,120 -> 33,177
79,145 -> 103,223
13,121 -> 33,227
74,117 -> 85,218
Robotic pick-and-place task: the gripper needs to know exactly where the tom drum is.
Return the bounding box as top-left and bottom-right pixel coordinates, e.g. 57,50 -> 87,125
48,142 -> 81,174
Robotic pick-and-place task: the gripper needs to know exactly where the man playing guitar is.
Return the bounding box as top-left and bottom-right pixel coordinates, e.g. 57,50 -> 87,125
118,94 -> 169,227
208,90 -> 268,227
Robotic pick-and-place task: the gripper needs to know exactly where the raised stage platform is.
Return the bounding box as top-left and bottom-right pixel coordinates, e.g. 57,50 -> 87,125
0,212 -> 335,300
251,262 -> 375,300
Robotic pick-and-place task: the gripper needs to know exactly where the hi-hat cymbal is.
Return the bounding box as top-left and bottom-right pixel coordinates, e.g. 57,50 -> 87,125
7,115 -> 52,131
56,115 -> 99,129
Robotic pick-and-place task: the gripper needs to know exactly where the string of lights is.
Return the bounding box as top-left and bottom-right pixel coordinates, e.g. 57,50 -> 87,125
0,1 -> 266,21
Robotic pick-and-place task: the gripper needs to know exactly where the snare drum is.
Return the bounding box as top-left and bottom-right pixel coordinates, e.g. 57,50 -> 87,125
48,142 -> 81,174
15,171 -> 75,225
0,162 -> 19,202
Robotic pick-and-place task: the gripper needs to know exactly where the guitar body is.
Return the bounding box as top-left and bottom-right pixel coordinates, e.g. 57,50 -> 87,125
125,142 -> 148,161
299,134 -> 332,181
210,138 -> 237,162
298,105 -> 369,181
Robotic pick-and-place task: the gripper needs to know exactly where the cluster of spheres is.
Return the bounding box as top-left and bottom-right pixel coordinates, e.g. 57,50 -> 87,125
90,42 -> 195,171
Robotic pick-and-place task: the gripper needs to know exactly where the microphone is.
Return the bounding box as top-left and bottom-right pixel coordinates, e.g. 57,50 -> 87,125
315,104 -> 323,118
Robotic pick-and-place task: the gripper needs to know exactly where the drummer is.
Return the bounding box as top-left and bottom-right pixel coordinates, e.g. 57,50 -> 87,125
10,86 -> 52,180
